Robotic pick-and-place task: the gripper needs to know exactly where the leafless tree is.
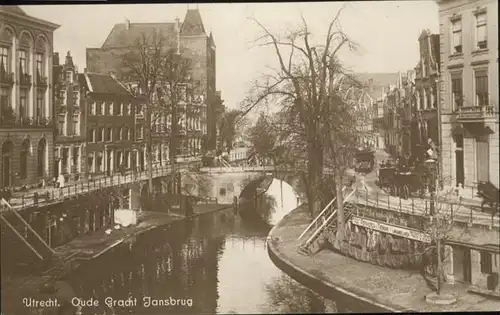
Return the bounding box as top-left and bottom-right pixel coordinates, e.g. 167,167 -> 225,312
117,31 -> 193,196
241,6 -> 364,241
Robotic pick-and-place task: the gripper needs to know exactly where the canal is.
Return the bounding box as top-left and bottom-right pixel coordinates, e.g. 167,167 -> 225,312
65,178 -> 338,314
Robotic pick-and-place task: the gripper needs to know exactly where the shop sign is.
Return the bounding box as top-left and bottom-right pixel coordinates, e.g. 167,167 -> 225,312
351,216 -> 431,243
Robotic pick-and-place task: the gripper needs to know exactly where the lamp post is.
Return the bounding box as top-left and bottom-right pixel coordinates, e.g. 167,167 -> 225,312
425,157 -> 437,216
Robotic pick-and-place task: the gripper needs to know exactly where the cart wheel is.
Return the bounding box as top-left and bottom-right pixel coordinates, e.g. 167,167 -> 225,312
390,185 -> 396,196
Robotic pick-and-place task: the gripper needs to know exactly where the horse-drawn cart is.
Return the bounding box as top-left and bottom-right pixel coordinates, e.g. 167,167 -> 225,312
377,164 -> 427,199
354,149 -> 375,173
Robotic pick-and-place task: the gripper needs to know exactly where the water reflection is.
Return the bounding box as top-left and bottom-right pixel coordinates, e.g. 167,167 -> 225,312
65,178 -> 335,314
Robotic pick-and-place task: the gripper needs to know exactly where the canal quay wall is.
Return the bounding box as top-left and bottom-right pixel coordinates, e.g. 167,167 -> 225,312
267,204 -> 500,313
1,168 -> 274,315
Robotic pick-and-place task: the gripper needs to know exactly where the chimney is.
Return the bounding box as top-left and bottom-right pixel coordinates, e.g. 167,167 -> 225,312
53,52 -> 59,66
125,18 -> 130,30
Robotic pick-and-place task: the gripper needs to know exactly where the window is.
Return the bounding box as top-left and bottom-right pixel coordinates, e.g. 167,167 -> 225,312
72,147 -> 79,168
451,74 -> 463,111
36,91 -> 44,122
72,114 -> 79,135
88,128 -> 96,143
19,89 -> 27,121
124,151 -> 130,168
451,19 -> 462,54
73,91 -> 79,107
66,71 -> 73,83
426,88 -> 432,110
20,140 -> 29,180
127,103 -> 131,115
124,127 -> 129,140
58,114 -> 66,136
87,154 -> 94,173
18,50 -> 28,74
35,53 -> 44,77
91,102 -> 96,115
136,124 -> 143,139
480,251 -> 492,274
62,148 -> 69,173
97,127 -> 104,142
107,102 -> 113,115
475,70 -> 488,106
475,12 -> 487,49
120,127 -> 125,140
0,46 -> 9,73
106,127 -> 112,142
116,127 -> 121,140
60,90 -> 67,106
0,89 -> 11,125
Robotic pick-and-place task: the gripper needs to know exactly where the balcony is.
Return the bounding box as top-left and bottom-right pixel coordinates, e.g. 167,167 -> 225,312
457,105 -> 497,123
0,71 -> 14,86
36,75 -> 48,88
19,73 -> 32,86
0,115 -> 53,129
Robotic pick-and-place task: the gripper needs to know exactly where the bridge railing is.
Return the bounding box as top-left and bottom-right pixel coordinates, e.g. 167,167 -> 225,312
3,160 -> 199,212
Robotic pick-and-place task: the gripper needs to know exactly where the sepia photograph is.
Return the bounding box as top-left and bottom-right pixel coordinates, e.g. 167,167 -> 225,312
0,1 -> 498,314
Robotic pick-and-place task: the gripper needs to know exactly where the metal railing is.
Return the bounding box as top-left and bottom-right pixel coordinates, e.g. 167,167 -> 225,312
353,189 -> 499,228
301,188 -> 357,250
298,186 -> 347,240
5,160 -> 200,211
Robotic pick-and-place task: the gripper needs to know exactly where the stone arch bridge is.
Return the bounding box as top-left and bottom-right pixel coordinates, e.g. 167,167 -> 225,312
180,166 -> 311,205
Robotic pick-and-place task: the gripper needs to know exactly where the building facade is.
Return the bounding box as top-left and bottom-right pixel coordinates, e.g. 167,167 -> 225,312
438,0 -> 499,194
86,8 -> 214,158
53,51 -> 85,181
0,6 -> 59,188
413,30 -> 441,162
79,73 -> 137,177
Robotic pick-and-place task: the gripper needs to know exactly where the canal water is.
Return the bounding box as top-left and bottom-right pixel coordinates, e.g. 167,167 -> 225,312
65,178 -> 339,314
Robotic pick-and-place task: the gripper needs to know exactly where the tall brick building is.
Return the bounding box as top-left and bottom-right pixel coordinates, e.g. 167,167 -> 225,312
0,6 -> 59,188
437,0 -> 498,194
413,29 -> 440,160
79,72 -> 138,177
53,51 -> 85,180
86,8 -> 218,156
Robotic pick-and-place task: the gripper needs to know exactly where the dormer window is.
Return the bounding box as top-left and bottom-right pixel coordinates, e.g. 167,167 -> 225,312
66,71 -> 73,83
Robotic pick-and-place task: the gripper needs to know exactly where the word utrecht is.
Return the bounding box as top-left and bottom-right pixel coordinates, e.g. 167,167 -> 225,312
351,216 -> 431,243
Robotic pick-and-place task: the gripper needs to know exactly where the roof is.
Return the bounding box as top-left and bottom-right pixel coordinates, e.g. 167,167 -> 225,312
355,72 -> 400,98
101,23 -> 177,48
81,73 -> 134,97
0,5 -> 27,15
180,9 -> 205,35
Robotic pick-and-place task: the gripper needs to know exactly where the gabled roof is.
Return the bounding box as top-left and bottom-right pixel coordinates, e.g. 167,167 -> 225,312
81,73 -> 134,97
101,22 -> 177,48
180,9 -> 205,35
0,5 -> 27,15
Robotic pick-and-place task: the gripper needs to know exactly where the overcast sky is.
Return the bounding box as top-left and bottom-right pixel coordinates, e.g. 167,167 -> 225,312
21,2 -> 439,111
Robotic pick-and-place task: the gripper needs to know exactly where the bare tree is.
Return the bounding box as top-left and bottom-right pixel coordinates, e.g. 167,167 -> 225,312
117,30 -> 193,196
241,6 -> 362,241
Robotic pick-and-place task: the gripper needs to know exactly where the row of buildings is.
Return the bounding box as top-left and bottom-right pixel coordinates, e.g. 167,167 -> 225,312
375,0 -> 498,197
0,6 -> 222,189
